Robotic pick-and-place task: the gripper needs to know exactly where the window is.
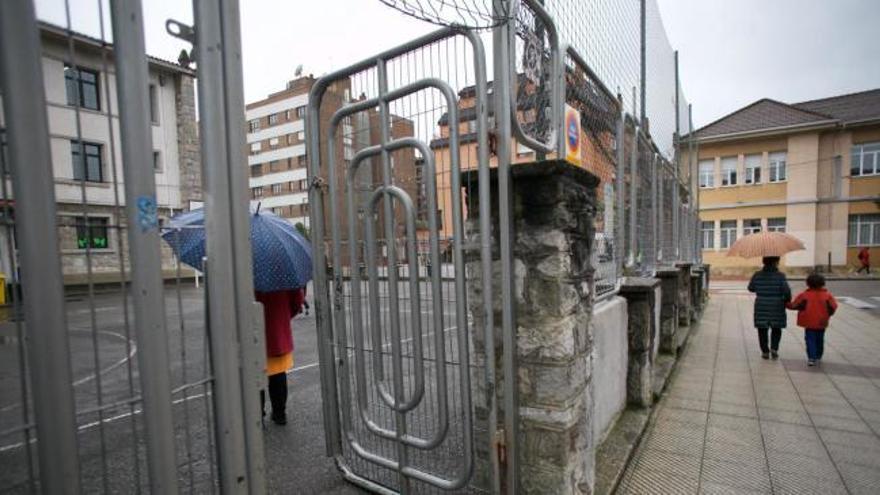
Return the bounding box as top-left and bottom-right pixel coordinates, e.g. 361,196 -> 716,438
271,183 -> 284,194
744,154 -> 761,184
64,65 -> 100,110
767,218 -> 786,233
297,131 -> 305,141
149,84 -> 159,124
250,142 -> 261,154
848,214 -> 880,246
768,151 -> 786,182
851,142 -> 880,177
288,134 -> 296,145
250,164 -> 262,177
268,113 -> 278,125
299,179 -> 308,190
75,217 -> 109,249
721,157 -> 737,186
252,186 -> 263,198
295,106 -> 307,119
720,220 -> 737,249
698,160 -> 714,188
743,218 -> 762,235
70,140 -> 103,182
153,151 -> 162,171
0,128 -> 8,175
270,160 -> 282,172
298,155 -> 308,167
269,137 -> 279,148
248,119 -> 260,133
701,221 -> 714,249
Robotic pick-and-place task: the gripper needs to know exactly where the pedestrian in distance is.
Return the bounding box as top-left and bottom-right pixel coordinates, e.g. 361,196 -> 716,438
856,246 -> 871,275
255,287 -> 305,425
787,273 -> 838,367
747,256 -> 792,360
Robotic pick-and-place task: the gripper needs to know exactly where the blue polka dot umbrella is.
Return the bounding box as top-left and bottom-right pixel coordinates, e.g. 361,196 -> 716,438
161,207 -> 312,291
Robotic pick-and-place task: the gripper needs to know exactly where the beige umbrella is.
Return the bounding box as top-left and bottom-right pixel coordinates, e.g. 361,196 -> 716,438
727,231 -> 806,258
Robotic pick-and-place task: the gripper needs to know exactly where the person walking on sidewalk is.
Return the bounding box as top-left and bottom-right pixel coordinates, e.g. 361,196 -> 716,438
788,273 -> 838,367
748,256 -> 792,360
256,287 -> 305,425
857,247 -> 871,274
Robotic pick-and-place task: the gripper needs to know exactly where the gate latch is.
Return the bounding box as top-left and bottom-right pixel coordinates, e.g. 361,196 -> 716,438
494,428 -> 507,466
311,176 -> 328,191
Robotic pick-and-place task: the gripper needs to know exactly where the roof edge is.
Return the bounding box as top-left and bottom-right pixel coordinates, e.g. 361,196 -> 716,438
692,119 -> 839,144
39,21 -> 196,77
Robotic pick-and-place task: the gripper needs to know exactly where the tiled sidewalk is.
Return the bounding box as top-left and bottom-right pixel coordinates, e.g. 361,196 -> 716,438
617,293 -> 880,494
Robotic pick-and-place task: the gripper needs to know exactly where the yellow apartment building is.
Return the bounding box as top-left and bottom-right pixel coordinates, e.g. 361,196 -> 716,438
683,89 -> 880,277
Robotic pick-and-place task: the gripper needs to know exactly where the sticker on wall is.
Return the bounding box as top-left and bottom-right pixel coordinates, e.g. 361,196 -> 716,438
136,195 -> 158,232
564,104 -> 582,166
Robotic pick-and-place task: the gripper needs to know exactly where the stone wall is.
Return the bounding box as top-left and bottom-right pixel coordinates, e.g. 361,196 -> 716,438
464,161 -> 599,494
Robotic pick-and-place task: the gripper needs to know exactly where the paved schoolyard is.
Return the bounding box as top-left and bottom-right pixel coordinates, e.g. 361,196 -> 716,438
618,287 -> 880,494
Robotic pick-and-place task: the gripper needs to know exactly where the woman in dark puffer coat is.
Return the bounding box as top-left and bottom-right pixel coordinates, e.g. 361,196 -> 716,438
747,256 -> 792,359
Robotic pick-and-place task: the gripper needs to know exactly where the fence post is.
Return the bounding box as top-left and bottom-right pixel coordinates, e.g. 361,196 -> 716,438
615,101 -> 626,278
0,2 -> 81,492
218,0 -> 267,491
651,153 -> 659,269
629,125 -> 639,268
109,2 -> 182,492
193,0 -> 253,491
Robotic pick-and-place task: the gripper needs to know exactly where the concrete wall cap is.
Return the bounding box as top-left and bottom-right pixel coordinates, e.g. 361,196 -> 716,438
461,159 -> 600,189
655,268 -> 680,277
619,277 -> 661,293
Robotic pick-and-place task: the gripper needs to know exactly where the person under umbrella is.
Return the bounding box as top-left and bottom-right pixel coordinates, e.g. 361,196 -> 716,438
728,231 -> 804,359
256,287 -> 304,425
161,206 -> 313,425
747,256 -> 792,359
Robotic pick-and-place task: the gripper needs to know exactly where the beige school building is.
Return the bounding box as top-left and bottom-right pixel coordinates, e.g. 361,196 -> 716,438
682,89 -> 880,277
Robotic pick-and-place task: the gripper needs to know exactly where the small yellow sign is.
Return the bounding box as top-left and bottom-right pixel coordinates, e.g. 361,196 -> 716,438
564,104 -> 582,166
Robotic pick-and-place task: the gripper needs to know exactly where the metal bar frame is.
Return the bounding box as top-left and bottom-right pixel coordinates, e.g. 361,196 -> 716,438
0,2 -> 81,492
495,1 -> 518,491
109,3 -> 181,491
193,0 -> 261,491
307,25 -> 490,493
510,0 -> 563,156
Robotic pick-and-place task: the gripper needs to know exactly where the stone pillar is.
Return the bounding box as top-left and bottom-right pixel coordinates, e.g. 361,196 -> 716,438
675,263 -> 693,327
618,277 -> 660,408
655,268 -> 679,354
691,266 -> 705,315
464,160 -> 598,495
175,74 -> 202,206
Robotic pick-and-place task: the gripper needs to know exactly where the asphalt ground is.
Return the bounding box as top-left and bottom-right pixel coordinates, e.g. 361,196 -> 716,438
0,278 -> 470,494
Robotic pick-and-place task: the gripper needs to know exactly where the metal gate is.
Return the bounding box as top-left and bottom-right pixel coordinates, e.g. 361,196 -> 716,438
306,27 -> 501,493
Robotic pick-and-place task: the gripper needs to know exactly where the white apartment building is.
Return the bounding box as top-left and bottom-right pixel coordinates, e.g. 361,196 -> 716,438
245,77 -> 317,227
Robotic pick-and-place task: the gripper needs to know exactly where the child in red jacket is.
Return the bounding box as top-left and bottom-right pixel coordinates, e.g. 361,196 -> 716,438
787,273 -> 838,366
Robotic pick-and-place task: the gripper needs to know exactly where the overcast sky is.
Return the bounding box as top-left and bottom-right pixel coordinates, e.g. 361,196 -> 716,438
36,0 -> 880,129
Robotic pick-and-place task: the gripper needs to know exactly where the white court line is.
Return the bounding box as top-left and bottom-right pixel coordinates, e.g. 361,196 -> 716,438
0,330 -> 137,414
0,392 -> 208,453
287,324 -> 459,376
838,296 -> 877,309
